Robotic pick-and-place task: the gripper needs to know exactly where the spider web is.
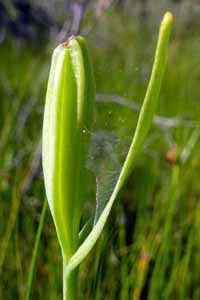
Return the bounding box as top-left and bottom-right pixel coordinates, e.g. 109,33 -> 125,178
84,93 -> 138,225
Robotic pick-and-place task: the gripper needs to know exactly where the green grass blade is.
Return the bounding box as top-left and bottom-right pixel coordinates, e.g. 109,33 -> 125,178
25,199 -> 48,300
65,12 -> 173,277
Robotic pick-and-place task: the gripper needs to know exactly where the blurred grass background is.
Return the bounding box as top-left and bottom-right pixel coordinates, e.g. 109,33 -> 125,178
1,0 -> 200,299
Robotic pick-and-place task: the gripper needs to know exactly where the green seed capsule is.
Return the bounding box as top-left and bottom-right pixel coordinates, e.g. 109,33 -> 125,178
42,36 -> 95,261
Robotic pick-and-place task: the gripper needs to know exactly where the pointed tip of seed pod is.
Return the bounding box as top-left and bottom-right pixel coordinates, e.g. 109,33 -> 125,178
163,11 -> 173,26
63,35 -> 77,47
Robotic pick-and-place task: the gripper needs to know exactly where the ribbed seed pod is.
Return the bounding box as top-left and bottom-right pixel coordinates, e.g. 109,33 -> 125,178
42,36 -> 95,263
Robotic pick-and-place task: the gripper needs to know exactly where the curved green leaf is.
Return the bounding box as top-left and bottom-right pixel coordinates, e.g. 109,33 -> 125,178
65,11 -> 173,277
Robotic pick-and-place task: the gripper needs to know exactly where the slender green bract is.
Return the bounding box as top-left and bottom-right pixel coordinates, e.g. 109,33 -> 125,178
42,12 -> 173,300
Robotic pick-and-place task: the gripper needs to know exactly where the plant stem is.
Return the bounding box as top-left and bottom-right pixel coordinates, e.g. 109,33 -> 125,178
63,262 -> 78,300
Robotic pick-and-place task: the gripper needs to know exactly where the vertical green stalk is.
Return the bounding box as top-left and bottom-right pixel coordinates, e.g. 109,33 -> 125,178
25,199 -> 48,300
